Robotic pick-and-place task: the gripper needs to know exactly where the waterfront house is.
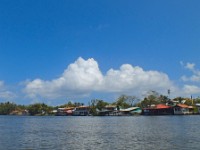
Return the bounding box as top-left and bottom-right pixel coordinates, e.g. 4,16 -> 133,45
188,106 -> 194,114
57,108 -> 66,116
57,107 -> 74,116
97,105 -> 119,116
73,106 -> 90,116
173,104 -> 189,115
196,103 -> 200,114
119,107 -> 142,115
142,104 -> 173,115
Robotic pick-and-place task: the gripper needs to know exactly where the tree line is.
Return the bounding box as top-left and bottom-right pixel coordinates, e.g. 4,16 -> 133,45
0,91 -> 200,116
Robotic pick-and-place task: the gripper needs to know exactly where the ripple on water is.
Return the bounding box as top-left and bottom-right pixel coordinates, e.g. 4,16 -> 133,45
0,116 -> 200,150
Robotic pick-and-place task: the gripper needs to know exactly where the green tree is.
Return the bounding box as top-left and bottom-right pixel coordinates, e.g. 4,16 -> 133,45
145,91 -> 160,107
28,103 -> 52,116
28,103 -> 42,115
136,97 -> 149,108
159,95 -> 169,104
88,99 -> 108,115
96,100 -> 108,111
0,102 -> 16,115
184,98 -> 193,106
114,95 -> 137,109
194,97 -> 200,104
89,99 -> 98,116
173,97 -> 185,103
172,97 -> 194,105
56,101 -> 77,109
136,91 -> 161,108
0,102 -> 17,115
126,96 -> 139,106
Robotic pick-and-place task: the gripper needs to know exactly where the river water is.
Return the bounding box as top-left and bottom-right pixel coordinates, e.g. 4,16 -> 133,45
0,115 -> 199,150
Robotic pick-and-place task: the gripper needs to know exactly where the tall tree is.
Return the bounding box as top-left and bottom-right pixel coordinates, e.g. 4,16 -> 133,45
136,91 -> 161,108
114,95 -> 138,109
96,100 -> 108,110
159,95 -> 169,104
0,102 -> 17,115
28,103 -> 52,116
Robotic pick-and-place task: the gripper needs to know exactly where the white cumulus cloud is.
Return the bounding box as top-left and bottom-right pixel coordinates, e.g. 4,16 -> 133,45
23,57 -> 175,100
181,62 -> 200,82
183,85 -> 200,95
24,57 -> 103,99
101,64 -> 173,95
185,62 -> 195,71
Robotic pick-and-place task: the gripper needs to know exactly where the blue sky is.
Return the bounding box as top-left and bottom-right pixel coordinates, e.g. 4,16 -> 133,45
0,0 -> 200,105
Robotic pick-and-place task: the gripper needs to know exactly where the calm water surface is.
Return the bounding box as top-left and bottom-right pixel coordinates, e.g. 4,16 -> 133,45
0,115 -> 199,150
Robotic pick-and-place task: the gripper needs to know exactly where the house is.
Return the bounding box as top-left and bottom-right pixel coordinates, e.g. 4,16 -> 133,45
142,104 -> 173,115
173,104 -> 189,115
188,106 -> 194,114
73,106 -> 90,116
57,107 -> 74,116
196,103 -> 200,114
97,105 -> 119,116
119,107 -> 142,116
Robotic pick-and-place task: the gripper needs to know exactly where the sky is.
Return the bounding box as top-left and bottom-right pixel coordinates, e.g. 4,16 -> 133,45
0,0 -> 200,105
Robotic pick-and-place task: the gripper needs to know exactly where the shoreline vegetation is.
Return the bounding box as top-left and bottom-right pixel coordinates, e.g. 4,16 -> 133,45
1,91 -> 200,116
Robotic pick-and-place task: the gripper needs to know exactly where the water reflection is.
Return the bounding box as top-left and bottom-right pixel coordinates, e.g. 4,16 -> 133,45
0,116 -> 199,150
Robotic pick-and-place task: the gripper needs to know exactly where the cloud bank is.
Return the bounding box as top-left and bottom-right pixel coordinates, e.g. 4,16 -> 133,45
0,58 -> 199,103
180,62 -> 200,95
181,62 -> 200,82
0,81 -> 16,100
23,57 -> 174,100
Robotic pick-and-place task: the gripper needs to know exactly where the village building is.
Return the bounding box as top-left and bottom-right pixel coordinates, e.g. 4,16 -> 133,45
73,106 -> 90,116
196,103 -> 200,114
97,105 -> 118,116
173,104 -> 190,115
142,104 -> 173,115
57,107 -> 74,116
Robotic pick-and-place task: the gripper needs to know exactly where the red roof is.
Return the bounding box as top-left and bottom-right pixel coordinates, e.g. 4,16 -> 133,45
176,104 -> 189,108
143,104 -> 172,110
156,104 -> 172,109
